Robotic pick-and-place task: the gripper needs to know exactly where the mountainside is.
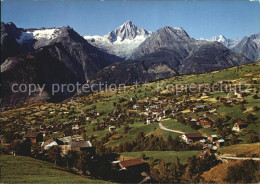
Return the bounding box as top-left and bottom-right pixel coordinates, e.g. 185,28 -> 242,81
179,42 -> 250,74
1,22 -> 121,108
131,26 -> 194,59
232,33 -> 260,61
84,21 -> 151,59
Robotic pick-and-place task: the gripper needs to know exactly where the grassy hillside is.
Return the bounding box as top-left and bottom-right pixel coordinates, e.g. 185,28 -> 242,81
161,119 -> 197,133
218,143 -> 260,157
201,160 -> 240,183
0,155 -> 111,183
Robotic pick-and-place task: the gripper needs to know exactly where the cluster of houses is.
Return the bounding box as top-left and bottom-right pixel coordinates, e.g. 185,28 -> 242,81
182,133 -> 225,147
23,131 -> 94,155
181,132 -> 225,159
131,100 -> 177,125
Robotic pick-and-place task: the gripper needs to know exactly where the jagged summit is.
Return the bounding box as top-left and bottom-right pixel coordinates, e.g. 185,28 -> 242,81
105,21 -> 150,42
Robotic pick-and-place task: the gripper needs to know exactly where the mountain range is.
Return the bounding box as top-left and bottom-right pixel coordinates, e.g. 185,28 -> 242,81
1,21 -> 259,108
203,34 -> 260,61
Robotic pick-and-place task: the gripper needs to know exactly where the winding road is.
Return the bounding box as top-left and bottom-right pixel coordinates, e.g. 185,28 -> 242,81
159,122 -> 185,134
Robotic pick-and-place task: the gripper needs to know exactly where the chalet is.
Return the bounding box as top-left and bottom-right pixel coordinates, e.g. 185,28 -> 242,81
182,133 -> 204,144
119,158 -> 148,172
109,126 -> 116,132
59,140 -> 93,155
24,132 -> 43,143
196,117 -> 213,128
232,121 -> 247,132
216,139 -> 225,147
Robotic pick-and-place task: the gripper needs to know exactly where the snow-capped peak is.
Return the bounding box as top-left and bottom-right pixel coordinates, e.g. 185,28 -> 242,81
16,28 -> 61,44
84,21 -> 152,59
104,21 -> 151,42
200,35 -> 242,49
210,35 -> 227,43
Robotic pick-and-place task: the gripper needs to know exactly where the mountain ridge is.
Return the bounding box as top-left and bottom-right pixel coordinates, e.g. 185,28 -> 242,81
0,21 -> 257,108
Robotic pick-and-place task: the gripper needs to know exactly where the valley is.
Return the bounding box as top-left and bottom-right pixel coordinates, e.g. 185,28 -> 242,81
1,62 -> 259,183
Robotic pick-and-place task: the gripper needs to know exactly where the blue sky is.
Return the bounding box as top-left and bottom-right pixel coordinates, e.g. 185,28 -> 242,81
1,0 -> 260,39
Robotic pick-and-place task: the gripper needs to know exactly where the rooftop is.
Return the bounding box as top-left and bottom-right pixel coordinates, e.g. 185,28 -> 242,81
119,158 -> 144,168
185,133 -> 203,138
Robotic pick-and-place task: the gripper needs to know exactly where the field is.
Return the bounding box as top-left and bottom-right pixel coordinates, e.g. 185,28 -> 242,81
218,143 -> 260,157
161,119 -> 197,133
0,155 -> 111,183
120,150 -> 200,164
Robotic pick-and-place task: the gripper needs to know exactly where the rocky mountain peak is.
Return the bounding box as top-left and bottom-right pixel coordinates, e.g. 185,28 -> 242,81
105,21 -> 150,42
210,35 -> 227,43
